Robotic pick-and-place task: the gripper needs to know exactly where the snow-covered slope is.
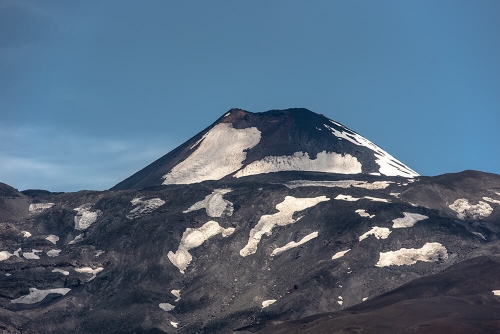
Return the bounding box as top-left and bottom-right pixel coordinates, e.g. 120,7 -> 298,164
112,108 -> 418,190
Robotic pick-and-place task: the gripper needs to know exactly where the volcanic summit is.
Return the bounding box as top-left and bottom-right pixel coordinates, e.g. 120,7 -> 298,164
112,108 -> 418,190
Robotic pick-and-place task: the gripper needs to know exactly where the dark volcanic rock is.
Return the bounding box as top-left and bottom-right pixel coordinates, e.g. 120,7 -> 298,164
1,109 -> 500,333
1,170 -> 500,333
249,256 -> 500,334
0,183 -> 29,223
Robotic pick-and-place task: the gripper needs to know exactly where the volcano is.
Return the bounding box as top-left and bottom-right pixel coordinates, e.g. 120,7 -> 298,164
112,108 -> 417,190
1,108 -> 500,334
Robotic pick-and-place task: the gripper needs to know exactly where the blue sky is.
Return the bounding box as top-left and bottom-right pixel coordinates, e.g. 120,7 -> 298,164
1,0 -> 499,192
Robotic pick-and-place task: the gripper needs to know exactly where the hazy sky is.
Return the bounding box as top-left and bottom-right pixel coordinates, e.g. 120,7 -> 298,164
1,0 -> 499,192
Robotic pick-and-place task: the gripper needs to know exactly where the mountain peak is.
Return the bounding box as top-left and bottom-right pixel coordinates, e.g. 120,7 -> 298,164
111,108 -> 418,190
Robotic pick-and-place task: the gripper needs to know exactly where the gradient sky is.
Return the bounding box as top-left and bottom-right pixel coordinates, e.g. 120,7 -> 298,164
1,0 -> 499,192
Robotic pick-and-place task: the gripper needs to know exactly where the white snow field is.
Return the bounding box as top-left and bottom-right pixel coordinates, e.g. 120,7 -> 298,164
45,235 -> 59,244
11,287 -> 71,304
29,203 -> 54,214
271,231 -> 318,256
46,249 -> 62,257
359,227 -> 392,241
334,194 -> 360,202
68,234 -> 83,245
335,194 -> 390,203
75,267 -> 104,281
171,289 -> 181,302
376,242 -> 448,267
483,197 -> 500,205
163,123 -> 261,184
285,180 -> 392,189
159,303 -> 175,311
493,290 -> 500,296
127,197 -> 165,219
183,189 -> 233,217
234,151 -> 362,178
364,196 -> 390,203
23,249 -> 42,259
168,221 -> 235,273
355,209 -> 375,218
449,198 -> 493,220
332,249 -> 351,260
52,269 -> 69,275
0,251 -> 13,261
392,212 -> 428,228
323,120 -> 419,178
240,196 -> 330,257
74,204 -> 99,230
261,300 -> 276,308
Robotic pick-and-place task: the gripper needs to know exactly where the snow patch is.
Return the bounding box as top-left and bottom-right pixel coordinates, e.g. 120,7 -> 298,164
483,197 -> 500,205
337,300 -> 343,305
127,197 -> 165,219
324,122 -> 419,178
45,235 -> 59,244
364,196 -> 390,203
29,203 -> 54,214
46,249 -> 62,257
163,123 -> 261,184
376,242 -> 448,267
335,194 -> 360,202
240,196 -> 330,257
359,227 -> 391,241
5,273 -> 11,276
52,269 -> 69,276
332,249 -> 351,260
493,290 -> 500,296
285,180 -> 392,189
95,250 -> 104,257
170,321 -> 179,328
21,231 -> 31,238
362,297 -> 368,301
449,199 -> 493,220
356,209 -> 375,218
392,212 -> 428,228
335,194 -> 390,203
234,151 -> 362,178
75,267 -> 103,281
74,204 -> 99,230
68,234 -> 83,245
171,289 -> 181,302
262,300 -> 276,308
23,249 -> 42,259
168,221 -> 235,273
271,231 -> 318,256
11,287 -> 71,304
159,303 -> 175,311
0,251 -> 13,262
183,189 -> 233,217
